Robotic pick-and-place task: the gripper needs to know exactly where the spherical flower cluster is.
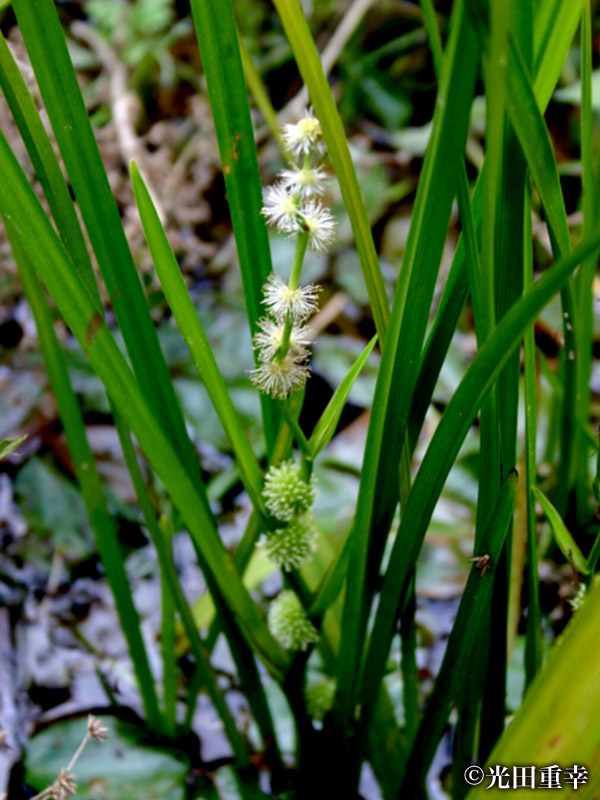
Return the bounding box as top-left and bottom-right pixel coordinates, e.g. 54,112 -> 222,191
251,110 -> 335,402
263,109 -> 336,252
280,165 -> 326,199
268,590 -> 319,651
262,184 -> 335,251
263,460 -> 316,520
250,276 -> 316,400
259,514 -> 318,571
253,315 -> 312,362
261,184 -> 299,232
282,110 -> 326,159
259,460 -> 318,571
262,274 -> 320,324
251,354 -> 310,400
305,675 -> 336,722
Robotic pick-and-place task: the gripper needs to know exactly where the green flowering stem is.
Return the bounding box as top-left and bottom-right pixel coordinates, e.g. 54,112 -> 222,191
280,400 -> 313,461
289,230 -> 310,290
275,229 -> 309,364
276,312 -> 294,360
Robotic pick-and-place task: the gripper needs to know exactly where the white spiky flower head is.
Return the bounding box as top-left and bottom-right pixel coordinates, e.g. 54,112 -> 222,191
260,514 -> 318,571
268,590 -> 319,650
283,110 -> 325,159
280,165 -> 327,199
261,184 -> 301,234
253,317 -> 312,362
263,460 -> 316,520
300,200 -> 336,252
263,273 -> 320,323
250,352 -> 310,399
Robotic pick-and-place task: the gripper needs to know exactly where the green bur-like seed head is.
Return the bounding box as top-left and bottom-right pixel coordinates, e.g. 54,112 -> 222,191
305,676 -> 336,721
263,460 -> 316,521
268,590 -> 319,651
260,514 -> 318,571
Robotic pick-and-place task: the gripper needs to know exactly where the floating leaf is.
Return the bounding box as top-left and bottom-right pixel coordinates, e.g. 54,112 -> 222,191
24,717 -> 188,800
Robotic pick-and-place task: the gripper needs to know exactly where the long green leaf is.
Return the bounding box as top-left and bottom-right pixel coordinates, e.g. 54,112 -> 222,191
114,415 -> 254,763
337,0 -> 480,731
8,228 -> 162,729
505,39 -> 570,258
130,161 -> 267,521
0,32 -> 98,305
504,33 -> 579,516
401,470 -> 518,794
359,221 -> 600,717
523,189 -> 543,687
308,335 -> 377,458
533,0 -> 584,111
532,487 -> 588,575
575,0 -> 596,522
188,0 -> 279,453
12,0 -> 199,481
468,577 -> 600,799
409,0 -> 587,462
0,130 -> 290,680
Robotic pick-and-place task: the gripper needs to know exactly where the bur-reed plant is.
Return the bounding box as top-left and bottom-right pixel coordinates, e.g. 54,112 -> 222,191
2,0 -> 600,797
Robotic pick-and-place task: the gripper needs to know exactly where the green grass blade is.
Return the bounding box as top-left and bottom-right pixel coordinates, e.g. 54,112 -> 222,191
533,0 -> 584,111
504,32 -> 579,518
336,0 -> 480,732
0,32 -> 99,305
270,0 -> 389,343
0,436 -> 27,461
12,0 -> 199,480
419,0 -> 444,77
0,131 -> 290,679
532,487 -> 588,574
308,529 -> 350,617
460,0 -> 508,770
401,470 -> 518,794
586,528 -> 600,577
574,1 -> 596,522
307,335 -> 377,458
158,517 -> 178,737
506,39 -> 570,258
359,221 -> 600,717
467,577 -> 600,799
478,0 -> 533,764
188,0 -> 279,453
112,412 -> 257,763
410,0 -> 589,460
407,173 -> 483,455
399,577 -> 419,748
8,227 -> 162,730
130,161 -> 267,520
523,189 -> 542,687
